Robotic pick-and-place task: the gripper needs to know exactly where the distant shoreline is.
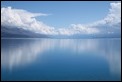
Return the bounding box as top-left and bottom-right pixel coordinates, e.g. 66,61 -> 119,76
1,37 -> 121,39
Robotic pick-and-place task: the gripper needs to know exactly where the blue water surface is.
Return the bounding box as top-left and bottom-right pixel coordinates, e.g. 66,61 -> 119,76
1,38 -> 121,81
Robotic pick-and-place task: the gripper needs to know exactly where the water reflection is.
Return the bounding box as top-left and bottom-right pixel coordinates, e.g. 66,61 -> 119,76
1,39 -> 55,70
1,38 -> 121,76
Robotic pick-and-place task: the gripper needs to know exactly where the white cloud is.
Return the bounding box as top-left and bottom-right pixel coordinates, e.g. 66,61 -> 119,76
104,2 -> 121,25
1,6 -> 58,35
70,1 -> 121,35
1,2 -> 121,36
70,24 -> 99,34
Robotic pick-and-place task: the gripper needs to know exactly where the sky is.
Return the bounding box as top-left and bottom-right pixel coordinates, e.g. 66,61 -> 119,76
1,1 -> 112,27
1,1 -> 121,36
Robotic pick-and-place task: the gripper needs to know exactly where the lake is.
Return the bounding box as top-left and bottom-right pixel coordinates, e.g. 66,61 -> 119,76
1,38 -> 121,81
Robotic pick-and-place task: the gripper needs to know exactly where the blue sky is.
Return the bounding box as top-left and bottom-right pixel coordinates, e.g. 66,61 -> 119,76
1,1 -> 121,36
1,1 -> 113,28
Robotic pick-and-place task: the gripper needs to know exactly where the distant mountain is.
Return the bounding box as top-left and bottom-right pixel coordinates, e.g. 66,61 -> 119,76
1,25 -> 121,38
52,34 -> 121,39
1,26 -> 49,38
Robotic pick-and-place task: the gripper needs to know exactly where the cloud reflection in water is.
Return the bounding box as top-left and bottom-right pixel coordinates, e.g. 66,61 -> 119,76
1,38 -> 121,76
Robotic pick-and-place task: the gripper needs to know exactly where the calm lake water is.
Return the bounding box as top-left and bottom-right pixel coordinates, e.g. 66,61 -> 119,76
1,38 -> 121,81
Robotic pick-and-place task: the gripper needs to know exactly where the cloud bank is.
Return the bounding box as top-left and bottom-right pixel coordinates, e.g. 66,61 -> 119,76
1,7 -> 57,35
1,2 -> 121,36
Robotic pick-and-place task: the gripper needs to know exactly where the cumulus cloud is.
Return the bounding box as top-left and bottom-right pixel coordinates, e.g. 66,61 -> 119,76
70,1 -> 121,35
1,2 -> 121,36
104,2 -> 121,25
1,6 -> 58,35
